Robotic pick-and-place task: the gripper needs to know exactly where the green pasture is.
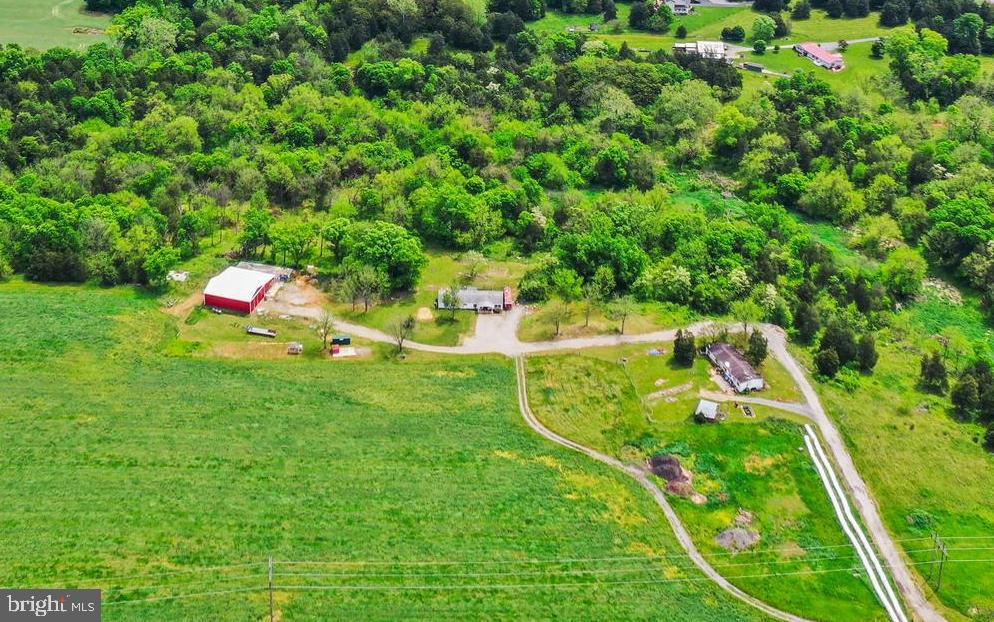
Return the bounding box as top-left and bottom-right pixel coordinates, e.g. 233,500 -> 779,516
524,350 -> 886,622
0,0 -> 108,50
586,8 -> 893,53
744,42 -> 889,92
795,295 -> 994,620
0,281 -> 776,621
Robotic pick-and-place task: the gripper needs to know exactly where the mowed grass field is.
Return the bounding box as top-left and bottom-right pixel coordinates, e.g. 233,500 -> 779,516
329,250 -> 530,346
0,0 -> 108,50
796,294 -> 994,620
743,42 -> 889,91
0,281 -> 777,621
589,8 -> 893,52
524,349 -> 887,622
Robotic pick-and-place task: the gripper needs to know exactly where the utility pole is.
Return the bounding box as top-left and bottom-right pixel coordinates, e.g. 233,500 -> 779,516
930,532 -> 949,593
268,556 -> 274,622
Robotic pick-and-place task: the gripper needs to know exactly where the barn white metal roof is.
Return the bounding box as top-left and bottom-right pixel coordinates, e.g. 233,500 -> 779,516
204,267 -> 274,302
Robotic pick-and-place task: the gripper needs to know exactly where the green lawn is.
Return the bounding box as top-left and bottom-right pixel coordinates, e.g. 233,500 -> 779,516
794,293 -> 994,620
331,250 -> 530,346
586,9 -> 893,56
518,300 -> 699,342
524,351 -> 886,622
0,0 -> 108,50
0,281 -> 777,621
530,5 -> 633,35
744,42 -> 889,92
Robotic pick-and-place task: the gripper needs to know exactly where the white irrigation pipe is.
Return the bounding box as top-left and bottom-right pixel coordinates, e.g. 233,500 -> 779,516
806,425 -> 909,622
804,432 -> 903,622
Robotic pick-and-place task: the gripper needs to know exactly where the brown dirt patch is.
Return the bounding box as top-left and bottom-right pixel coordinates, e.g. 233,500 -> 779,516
416,307 -> 434,321
734,508 -> 755,526
163,290 -> 202,318
715,527 -> 761,551
645,382 -> 693,401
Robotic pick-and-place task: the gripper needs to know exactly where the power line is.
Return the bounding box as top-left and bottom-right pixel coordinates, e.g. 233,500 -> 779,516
270,558 -> 994,594
274,549 -> 939,581
96,557 -> 994,607
13,561 -> 267,587
272,542 -> 863,568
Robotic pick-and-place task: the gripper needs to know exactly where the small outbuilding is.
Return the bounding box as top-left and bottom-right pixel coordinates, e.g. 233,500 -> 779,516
695,399 -> 721,423
204,267 -> 276,314
705,342 -> 765,393
287,342 -> 304,355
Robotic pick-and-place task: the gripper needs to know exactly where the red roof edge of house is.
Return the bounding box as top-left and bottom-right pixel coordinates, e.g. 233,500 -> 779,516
797,42 -> 843,64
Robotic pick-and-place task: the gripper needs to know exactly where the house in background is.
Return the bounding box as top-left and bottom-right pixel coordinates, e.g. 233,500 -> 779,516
794,42 -> 845,71
672,41 -> 727,61
437,286 -> 514,314
672,0 -> 693,15
705,342 -> 765,393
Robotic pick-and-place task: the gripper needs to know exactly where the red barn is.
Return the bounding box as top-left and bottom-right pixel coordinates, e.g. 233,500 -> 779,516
203,267 -> 275,314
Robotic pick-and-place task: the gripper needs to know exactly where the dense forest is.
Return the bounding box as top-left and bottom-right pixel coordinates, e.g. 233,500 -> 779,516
2,0 -> 994,439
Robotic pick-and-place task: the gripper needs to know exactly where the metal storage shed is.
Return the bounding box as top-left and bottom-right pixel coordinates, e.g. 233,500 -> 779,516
203,267 -> 276,314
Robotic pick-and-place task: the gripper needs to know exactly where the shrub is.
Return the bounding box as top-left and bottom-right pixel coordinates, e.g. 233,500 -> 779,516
816,348 -> 840,377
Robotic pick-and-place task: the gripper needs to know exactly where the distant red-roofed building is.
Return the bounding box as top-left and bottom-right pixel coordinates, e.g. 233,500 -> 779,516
794,42 -> 845,71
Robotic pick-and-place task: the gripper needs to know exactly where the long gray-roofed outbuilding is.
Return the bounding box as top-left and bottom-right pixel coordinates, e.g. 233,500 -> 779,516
705,342 -> 765,393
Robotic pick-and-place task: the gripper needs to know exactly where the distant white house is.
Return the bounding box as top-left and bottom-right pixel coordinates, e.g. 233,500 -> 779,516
794,42 -> 845,71
673,41 -> 727,61
671,0 -> 692,15
436,287 -> 514,314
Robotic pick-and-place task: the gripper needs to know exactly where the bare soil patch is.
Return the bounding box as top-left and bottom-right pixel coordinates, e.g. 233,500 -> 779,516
645,382 -> 693,402
257,278 -> 328,319
416,307 -> 434,321
716,527 -> 761,551
163,290 -> 202,318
